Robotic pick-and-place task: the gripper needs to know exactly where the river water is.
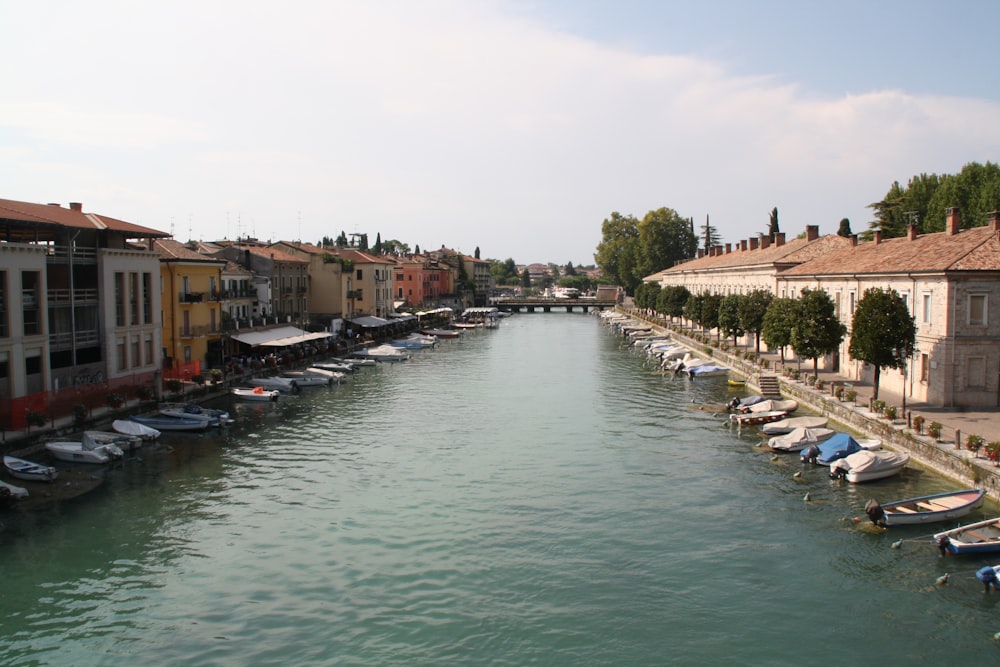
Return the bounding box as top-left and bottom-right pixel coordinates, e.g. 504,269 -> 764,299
2,313 -> 999,666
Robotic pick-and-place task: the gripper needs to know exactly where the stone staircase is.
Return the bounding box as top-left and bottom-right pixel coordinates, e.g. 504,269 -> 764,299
758,373 -> 782,398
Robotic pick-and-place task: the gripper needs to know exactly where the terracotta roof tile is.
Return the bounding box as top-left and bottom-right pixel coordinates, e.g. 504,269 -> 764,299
154,238 -> 226,262
0,197 -> 168,237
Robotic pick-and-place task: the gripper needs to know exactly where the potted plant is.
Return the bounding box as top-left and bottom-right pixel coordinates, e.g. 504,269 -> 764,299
986,441 -> 1000,466
912,415 -> 925,434
26,411 -> 46,429
872,399 -> 886,415
166,379 -> 183,395
136,385 -> 155,402
966,434 -> 985,456
191,374 -> 205,387
106,393 -> 125,409
73,403 -> 88,426
845,389 -> 858,404
815,379 -> 825,391
928,421 -> 943,441
884,405 -> 898,421
209,368 -> 223,385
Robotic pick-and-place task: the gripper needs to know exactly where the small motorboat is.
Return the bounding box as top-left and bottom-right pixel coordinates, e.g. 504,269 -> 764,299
829,449 -> 910,483
46,437 -> 124,464
113,418 -> 161,440
761,415 -> 829,435
864,489 -> 986,526
934,516 -> 1000,555
768,427 -> 836,452
304,367 -> 347,382
352,345 -> 411,362
742,398 -> 798,414
160,402 -> 233,426
0,479 -> 29,502
232,386 -> 280,401
84,430 -> 143,451
731,410 -> 789,428
4,455 -> 59,482
687,364 -> 730,378
248,377 -> 298,392
130,414 -> 209,432
800,432 -> 864,465
279,372 -> 333,387
419,328 -> 462,339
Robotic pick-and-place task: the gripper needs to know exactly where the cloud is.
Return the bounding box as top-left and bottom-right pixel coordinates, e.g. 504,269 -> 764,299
1,1 -> 999,263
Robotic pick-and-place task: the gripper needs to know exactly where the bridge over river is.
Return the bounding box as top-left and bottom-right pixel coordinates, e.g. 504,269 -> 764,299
489,297 -> 618,313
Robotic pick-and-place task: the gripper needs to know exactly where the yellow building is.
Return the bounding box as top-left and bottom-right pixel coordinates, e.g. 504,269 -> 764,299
155,239 -> 226,374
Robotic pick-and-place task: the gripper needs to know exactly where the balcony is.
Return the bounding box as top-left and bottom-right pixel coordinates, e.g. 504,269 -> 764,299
179,291 -> 205,303
179,324 -> 220,338
47,288 -> 99,305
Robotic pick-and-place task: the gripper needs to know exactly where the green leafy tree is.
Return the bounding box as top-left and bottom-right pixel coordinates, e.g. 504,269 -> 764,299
564,262 -> 577,276
415,244 -> 421,254
335,231 -> 348,246
718,294 -> 745,346
382,239 -> 411,256
638,207 -> 698,281
490,258 -> 520,285
738,289 -> 774,353
559,275 -> 593,293
684,292 -> 704,329
658,285 -> 690,322
837,218 -> 853,237
373,233 -> 383,255
594,211 -> 641,292
474,246 -> 480,259
925,161 -> 1000,231
791,288 -> 847,379
762,297 -> 801,365
634,282 -> 660,310
848,287 -> 917,401
520,268 -> 531,288
700,292 -> 723,340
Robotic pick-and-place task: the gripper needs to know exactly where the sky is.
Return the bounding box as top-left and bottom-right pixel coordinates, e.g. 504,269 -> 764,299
3,1 -> 1000,266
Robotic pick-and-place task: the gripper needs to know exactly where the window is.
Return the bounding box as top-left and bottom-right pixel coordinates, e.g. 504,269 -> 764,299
183,346 -> 192,362
131,336 -> 140,368
900,291 -> 909,312
0,270 -> 7,337
129,272 -> 139,324
114,272 -> 125,326
143,273 -> 153,323
968,356 -> 986,388
144,334 -> 154,365
356,269 -> 363,280
920,353 -> 929,383
849,291 -> 856,314
969,294 -> 987,325
116,337 -> 127,371
922,293 -> 931,324
22,271 -> 40,335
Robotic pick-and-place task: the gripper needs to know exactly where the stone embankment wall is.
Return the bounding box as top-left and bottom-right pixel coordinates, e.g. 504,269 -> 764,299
621,308 -> 1000,502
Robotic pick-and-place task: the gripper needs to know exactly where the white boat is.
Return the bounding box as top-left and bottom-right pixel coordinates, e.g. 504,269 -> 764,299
84,430 -> 143,451
829,449 -> 910,482
761,415 -> 829,435
248,377 -> 298,392
328,356 -> 375,368
112,418 -> 161,440
312,361 -> 356,373
232,386 -> 280,401
353,345 -> 411,362
279,372 -> 333,387
304,367 -> 347,382
743,398 -> 798,414
160,402 -> 233,426
45,437 -> 123,464
0,479 -> 29,501
768,427 -> 836,452
4,455 -> 58,482
130,414 -> 209,432
686,364 -> 730,378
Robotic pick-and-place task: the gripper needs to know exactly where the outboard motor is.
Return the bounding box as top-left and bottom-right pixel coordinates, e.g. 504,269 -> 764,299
865,498 -> 886,527
936,535 -> 952,557
976,566 -> 999,592
801,444 -> 821,465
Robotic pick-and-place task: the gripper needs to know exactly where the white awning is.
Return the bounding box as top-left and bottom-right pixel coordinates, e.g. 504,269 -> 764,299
230,326 -> 329,348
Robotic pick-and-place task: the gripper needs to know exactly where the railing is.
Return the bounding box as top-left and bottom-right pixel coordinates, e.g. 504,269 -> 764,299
49,329 -> 100,349
179,324 -> 220,338
179,292 -> 204,303
47,288 -> 100,304
45,245 -> 98,261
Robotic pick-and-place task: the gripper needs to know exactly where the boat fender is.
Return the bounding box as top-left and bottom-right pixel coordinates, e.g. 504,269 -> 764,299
864,499 -> 886,527
253,386 -> 264,394
801,444 -> 820,465
976,566 -> 1000,592
936,536 -> 952,557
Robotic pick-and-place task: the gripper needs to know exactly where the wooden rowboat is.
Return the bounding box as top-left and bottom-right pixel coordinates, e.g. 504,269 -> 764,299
934,515 -> 1000,555
864,488 -> 986,526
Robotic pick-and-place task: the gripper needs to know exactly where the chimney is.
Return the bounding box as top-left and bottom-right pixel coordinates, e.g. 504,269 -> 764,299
749,238 -> 759,250
47,202 -> 61,207
908,222 -> 918,240
69,202 -> 83,212
946,207 -> 960,235
697,249 -> 705,259
725,243 -> 732,254
990,211 -> 1000,232
760,236 -> 771,249
806,225 -> 819,241
850,234 -> 858,247
775,232 -> 785,247
740,240 -> 748,251
874,230 -> 882,244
